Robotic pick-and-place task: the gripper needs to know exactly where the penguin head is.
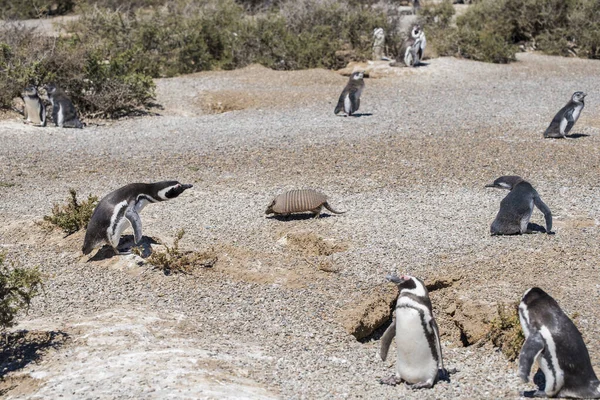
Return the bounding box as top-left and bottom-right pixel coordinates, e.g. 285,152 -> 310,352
485,175 -> 524,191
44,83 -> 57,96
23,85 -> 38,97
572,91 -> 586,103
410,24 -> 423,39
350,71 -> 364,81
155,181 -> 193,200
386,274 -> 428,296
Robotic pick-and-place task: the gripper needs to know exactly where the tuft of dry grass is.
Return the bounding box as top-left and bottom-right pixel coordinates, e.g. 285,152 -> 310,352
138,229 -> 218,275
43,189 -> 98,235
486,303 -> 524,361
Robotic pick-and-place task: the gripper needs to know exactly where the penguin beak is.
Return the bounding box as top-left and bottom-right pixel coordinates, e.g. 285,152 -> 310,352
485,183 -> 496,188
386,274 -> 408,284
181,184 -> 193,190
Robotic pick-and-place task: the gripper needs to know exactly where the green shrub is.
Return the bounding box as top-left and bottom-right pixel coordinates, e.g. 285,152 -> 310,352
422,0 -> 600,63
43,189 -> 98,235
0,253 -> 43,331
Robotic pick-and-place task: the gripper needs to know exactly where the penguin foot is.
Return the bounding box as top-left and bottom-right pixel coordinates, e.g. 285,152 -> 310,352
379,375 -> 401,386
521,390 -> 548,398
407,380 -> 433,389
438,368 -> 452,382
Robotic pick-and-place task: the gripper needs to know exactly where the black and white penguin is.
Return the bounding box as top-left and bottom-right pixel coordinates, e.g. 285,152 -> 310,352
22,85 -> 46,127
334,71 -> 365,116
44,83 -> 84,129
518,287 -> 600,398
398,24 -> 426,67
485,176 -> 553,235
544,91 -> 586,138
380,274 -> 448,389
82,181 -> 193,255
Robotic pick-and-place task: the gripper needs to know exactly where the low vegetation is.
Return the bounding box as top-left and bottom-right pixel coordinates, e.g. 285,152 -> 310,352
138,229 -> 217,274
0,253 -> 43,331
421,0 -> 600,63
43,189 -> 98,235
486,303 -> 524,361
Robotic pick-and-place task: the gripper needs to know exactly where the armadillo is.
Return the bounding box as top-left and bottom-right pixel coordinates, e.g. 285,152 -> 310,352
265,189 -> 346,218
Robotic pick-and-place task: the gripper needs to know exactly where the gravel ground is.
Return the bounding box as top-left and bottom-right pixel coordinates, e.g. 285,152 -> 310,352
1,52 -> 600,399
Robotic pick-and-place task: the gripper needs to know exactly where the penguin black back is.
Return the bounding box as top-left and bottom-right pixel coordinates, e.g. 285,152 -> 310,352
519,288 -> 600,398
83,181 -> 193,255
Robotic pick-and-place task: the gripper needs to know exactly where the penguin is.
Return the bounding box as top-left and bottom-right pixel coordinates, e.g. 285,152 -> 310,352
82,181 -> 193,255
544,91 -> 586,138
380,274 -> 448,389
334,71 -> 365,116
398,24 -> 426,67
518,287 -> 600,398
44,83 -> 84,129
485,176 -> 553,235
22,85 -> 46,127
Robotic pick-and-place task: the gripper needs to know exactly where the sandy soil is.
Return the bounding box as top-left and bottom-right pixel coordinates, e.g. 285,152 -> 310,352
1,52 -> 600,399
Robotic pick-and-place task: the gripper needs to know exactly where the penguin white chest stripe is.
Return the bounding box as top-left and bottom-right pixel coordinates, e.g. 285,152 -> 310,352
344,94 -> 351,113
540,325 -> 564,395
107,201 -> 129,243
57,104 -> 64,126
571,104 -> 583,122
397,297 -> 433,334
395,307 -> 438,383
519,304 -> 531,337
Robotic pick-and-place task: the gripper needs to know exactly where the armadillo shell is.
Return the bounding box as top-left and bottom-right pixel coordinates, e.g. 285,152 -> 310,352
271,189 -> 327,214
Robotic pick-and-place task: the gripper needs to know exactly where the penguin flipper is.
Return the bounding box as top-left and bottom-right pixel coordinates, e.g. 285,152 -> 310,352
380,317 -> 396,361
125,209 -> 143,244
518,331 -> 545,383
533,196 -> 553,234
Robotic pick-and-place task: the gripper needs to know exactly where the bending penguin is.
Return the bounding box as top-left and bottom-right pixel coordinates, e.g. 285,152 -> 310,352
44,83 -> 84,128
544,91 -> 586,138
334,71 -> 365,116
486,176 -> 553,235
380,274 -> 448,389
82,181 -> 193,255
518,287 -> 600,398
22,85 -> 46,126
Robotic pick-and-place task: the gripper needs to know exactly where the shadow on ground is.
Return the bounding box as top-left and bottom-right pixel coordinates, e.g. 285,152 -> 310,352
0,330 -> 69,380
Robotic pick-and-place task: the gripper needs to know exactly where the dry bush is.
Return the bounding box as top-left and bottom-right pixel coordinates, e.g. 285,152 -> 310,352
0,0 -> 75,19
422,0 -> 600,63
140,229 -> 217,275
0,253 -> 43,331
486,303 -> 524,361
43,189 -> 98,235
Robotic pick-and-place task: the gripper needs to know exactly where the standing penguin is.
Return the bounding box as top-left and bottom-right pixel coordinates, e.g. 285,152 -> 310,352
486,176 -> 553,235
544,91 -> 586,138
22,85 -> 46,127
397,24 -> 426,67
82,181 -> 193,255
518,287 -> 600,398
380,274 -> 448,389
334,71 -> 365,116
44,83 -> 84,129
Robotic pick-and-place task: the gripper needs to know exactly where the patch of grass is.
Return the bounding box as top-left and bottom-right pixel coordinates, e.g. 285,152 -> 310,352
486,303 -> 524,361
139,229 -> 217,274
0,253 -> 43,331
422,0 -> 600,63
0,0 -> 75,19
0,182 -> 15,188
43,189 -> 98,235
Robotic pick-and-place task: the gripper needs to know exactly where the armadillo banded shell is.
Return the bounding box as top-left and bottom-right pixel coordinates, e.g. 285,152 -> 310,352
272,189 -> 328,214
